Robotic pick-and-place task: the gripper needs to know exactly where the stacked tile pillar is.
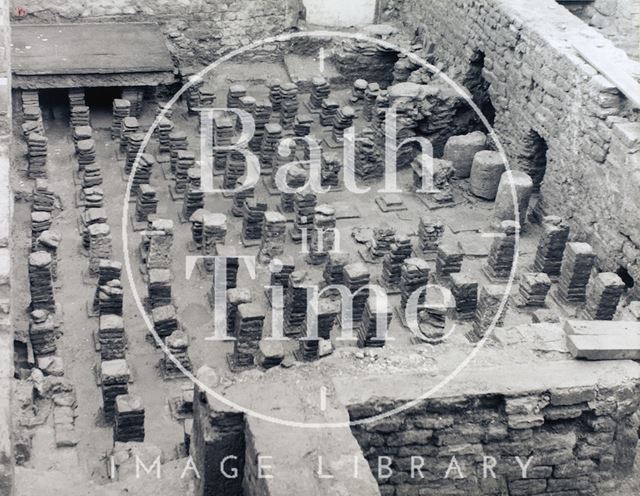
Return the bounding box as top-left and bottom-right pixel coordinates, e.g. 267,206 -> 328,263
258,212 -> 286,264
100,359 -> 130,423
146,219 -> 173,272
114,394 -> 145,443
483,220 -> 518,281
557,242 -> 596,304
533,216 -> 570,278
581,272 -> 625,320
232,303 -> 265,368
468,285 -> 506,342
307,204 -> 336,265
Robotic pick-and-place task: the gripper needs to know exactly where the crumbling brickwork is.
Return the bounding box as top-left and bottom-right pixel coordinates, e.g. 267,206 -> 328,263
10,0 -> 303,66
382,0 -> 640,294
350,373 -> 640,495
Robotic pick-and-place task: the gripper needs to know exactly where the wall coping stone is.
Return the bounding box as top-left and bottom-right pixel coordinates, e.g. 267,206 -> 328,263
333,359 -> 640,406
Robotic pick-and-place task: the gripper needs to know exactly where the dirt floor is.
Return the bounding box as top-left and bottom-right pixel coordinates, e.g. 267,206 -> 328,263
10,59 -> 640,491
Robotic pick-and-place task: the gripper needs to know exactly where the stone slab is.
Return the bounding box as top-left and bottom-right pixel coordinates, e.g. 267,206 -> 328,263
333,359 -> 640,405
457,237 -> 493,257
564,319 -> 640,336
566,334 -> 640,360
12,23 -> 175,78
574,43 -> 640,108
331,202 -> 362,220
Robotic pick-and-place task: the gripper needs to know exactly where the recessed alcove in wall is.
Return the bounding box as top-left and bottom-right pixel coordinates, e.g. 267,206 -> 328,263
85,87 -> 122,110
36,86 -> 130,131
38,88 -> 70,122
464,49 -> 496,127
521,129 -> 549,192
13,339 -> 29,378
85,86 -> 127,128
617,265 -> 635,289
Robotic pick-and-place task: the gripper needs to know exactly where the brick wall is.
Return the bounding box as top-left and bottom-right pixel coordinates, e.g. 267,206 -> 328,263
9,0 -> 304,67
345,361 -> 640,495
0,0 -> 12,493
382,0 -> 640,292
189,359 -> 640,496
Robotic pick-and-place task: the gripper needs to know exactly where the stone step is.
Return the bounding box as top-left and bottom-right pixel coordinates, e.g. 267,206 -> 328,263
567,333 -> 640,360
564,319 -> 640,335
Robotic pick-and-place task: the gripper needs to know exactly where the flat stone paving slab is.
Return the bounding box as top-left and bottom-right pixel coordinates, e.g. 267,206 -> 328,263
457,236 -> 493,257
564,319 -> 640,335
567,334 -> 640,361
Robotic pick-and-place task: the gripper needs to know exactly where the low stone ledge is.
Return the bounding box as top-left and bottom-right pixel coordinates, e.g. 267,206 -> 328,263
333,359 -> 640,408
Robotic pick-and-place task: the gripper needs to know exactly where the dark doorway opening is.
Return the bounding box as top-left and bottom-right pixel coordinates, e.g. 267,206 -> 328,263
85,86 -> 122,130
38,88 -> 70,123
464,50 -> 496,127
522,130 -> 548,191
39,88 -> 69,107
616,266 -> 635,289
85,86 -> 122,110
13,339 -> 30,379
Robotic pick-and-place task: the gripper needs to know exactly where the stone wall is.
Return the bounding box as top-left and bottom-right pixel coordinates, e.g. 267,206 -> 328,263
9,0 -> 303,67
191,367 -> 381,496
302,0 -> 377,27
563,0 -> 640,60
343,361 -> 640,495
190,354 -> 640,496
381,0 -> 640,293
0,0 -> 12,493
191,373 -> 245,496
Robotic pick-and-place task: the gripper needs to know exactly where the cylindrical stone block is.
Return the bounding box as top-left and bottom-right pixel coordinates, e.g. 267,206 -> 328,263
494,171 -> 534,225
470,151 -> 506,200
443,131 -> 487,178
